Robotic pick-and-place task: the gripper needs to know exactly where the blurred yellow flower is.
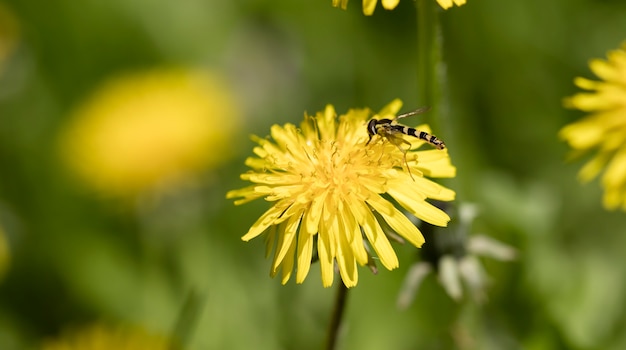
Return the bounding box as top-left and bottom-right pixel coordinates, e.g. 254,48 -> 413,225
42,324 -> 171,350
0,226 -> 9,281
560,43 -> 626,210
60,68 -> 240,197
0,3 -> 20,76
227,100 -> 455,287
332,0 -> 466,15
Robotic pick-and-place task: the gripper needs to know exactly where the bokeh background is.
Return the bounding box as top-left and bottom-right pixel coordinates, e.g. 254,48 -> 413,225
1,0 -> 626,349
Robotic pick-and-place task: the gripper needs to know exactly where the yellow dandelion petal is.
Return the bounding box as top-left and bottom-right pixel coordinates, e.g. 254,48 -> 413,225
332,0 -> 464,15
279,231 -> 297,285
244,154 -> 268,170
303,191 -> 326,234
387,180 -> 452,225
321,196 -> 339,257
320,104 -> 339,140
226,186 -> 266,206
412,149 -> 457,178
430,186 -> 456,201
603,189 -> 623,210
381,0 -> 400,10
342,199 -> 369,265
590,57 -> 623,83
335,213 -> 359,287
389,188 -> 451,226
318,220 -> 336,287
271,210 -> 303,273
362,0 -> 379,15
271,124 -> 301,152
346,196 -> 399,269
369,196 -> 426,247
436,0 -> 467,10
559,118 -> 606,149
228,101 -> 456,287
242,201 -> 291,241
359,202 -> 399,270
572,76 -> 600,91
561,42 -> 626,210
603,148 -> 626,188
436,0 -> 453,9
567,90 -> 622,111
365,192 -> 396,216
264,225 -> 277,258
578,153 -> 609,183
332,0 -> 349,10
295,225 -> 315,283
274,201 -> 306,225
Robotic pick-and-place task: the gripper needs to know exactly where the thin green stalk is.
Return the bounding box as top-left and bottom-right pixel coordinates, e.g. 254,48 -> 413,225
169,289 -> 205,350
416,0 -> 443,132
416,0 -> 459,196
325,283 -> 349,350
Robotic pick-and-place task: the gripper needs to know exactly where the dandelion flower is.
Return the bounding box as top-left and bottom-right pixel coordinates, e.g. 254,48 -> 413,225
331,0 -> 466,15
59,68 -> 240,198
560,43 -> 626,210
227,99 -> 456,287
42,324 -> 171,350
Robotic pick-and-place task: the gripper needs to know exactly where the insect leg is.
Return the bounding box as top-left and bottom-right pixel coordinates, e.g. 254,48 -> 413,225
386,135 -> 416,181
398,138 -> 416,181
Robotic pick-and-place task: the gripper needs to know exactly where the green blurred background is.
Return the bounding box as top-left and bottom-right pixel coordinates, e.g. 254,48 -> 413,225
2,0 -> 626,349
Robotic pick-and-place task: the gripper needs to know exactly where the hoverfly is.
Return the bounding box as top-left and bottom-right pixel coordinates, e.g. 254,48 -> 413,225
366,107 -> 446,179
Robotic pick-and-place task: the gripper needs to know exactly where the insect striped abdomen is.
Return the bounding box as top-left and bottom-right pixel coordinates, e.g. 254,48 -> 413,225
389,125 -> 446,150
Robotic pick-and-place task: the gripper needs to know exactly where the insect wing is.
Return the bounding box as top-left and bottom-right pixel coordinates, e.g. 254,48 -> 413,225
394,106 -> 432,122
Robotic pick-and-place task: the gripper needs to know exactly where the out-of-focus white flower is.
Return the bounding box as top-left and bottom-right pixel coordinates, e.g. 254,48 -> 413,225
397,203 -> 516,308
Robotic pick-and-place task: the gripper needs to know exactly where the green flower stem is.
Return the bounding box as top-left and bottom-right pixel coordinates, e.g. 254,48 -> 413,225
169,289 -> 205,350
416,0 -> 443,132
416,0 -> 458,196
325,283 -> 349,350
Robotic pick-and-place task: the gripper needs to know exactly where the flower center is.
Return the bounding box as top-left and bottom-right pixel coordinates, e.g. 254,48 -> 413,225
299,139 -> 362,198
